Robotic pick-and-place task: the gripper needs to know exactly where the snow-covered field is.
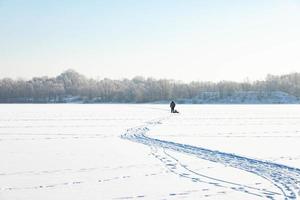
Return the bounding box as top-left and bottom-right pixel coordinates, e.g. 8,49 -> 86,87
0,104 -> 300,200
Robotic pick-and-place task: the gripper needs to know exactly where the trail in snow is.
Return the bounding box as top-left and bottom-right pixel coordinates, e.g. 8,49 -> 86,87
121,116 -> 300,200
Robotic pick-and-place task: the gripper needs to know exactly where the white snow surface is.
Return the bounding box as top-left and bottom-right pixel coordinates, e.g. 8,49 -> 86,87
0,104 -> 300,200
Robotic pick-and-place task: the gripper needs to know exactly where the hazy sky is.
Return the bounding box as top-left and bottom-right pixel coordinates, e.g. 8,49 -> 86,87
0,0 -> 300,82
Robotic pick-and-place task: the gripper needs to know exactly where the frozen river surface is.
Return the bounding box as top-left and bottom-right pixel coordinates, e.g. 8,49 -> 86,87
0,104 -> 300,199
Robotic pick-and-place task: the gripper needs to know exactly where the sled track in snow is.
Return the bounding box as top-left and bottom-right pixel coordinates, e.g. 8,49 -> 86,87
121,117 -> 300,200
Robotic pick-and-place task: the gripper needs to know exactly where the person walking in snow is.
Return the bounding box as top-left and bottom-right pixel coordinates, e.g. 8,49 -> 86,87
170,101 -> 176,113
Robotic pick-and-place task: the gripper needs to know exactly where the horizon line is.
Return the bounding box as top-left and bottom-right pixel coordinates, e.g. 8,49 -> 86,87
1,69 -> 300,84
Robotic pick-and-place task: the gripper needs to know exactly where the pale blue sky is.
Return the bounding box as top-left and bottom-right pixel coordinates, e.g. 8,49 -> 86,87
1,0 -> 300,81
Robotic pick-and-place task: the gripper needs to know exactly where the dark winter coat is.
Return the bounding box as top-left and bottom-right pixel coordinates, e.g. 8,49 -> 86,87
170,101 -> 175,109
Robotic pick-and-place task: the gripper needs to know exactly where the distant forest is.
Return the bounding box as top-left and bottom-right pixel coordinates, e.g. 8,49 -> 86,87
0,69 -> 300,103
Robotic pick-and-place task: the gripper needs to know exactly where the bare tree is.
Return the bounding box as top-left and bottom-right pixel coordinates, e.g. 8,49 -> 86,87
0,69 -> 300,103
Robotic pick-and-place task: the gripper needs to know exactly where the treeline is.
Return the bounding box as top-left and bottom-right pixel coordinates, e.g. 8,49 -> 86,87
0,69 -> 300,103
